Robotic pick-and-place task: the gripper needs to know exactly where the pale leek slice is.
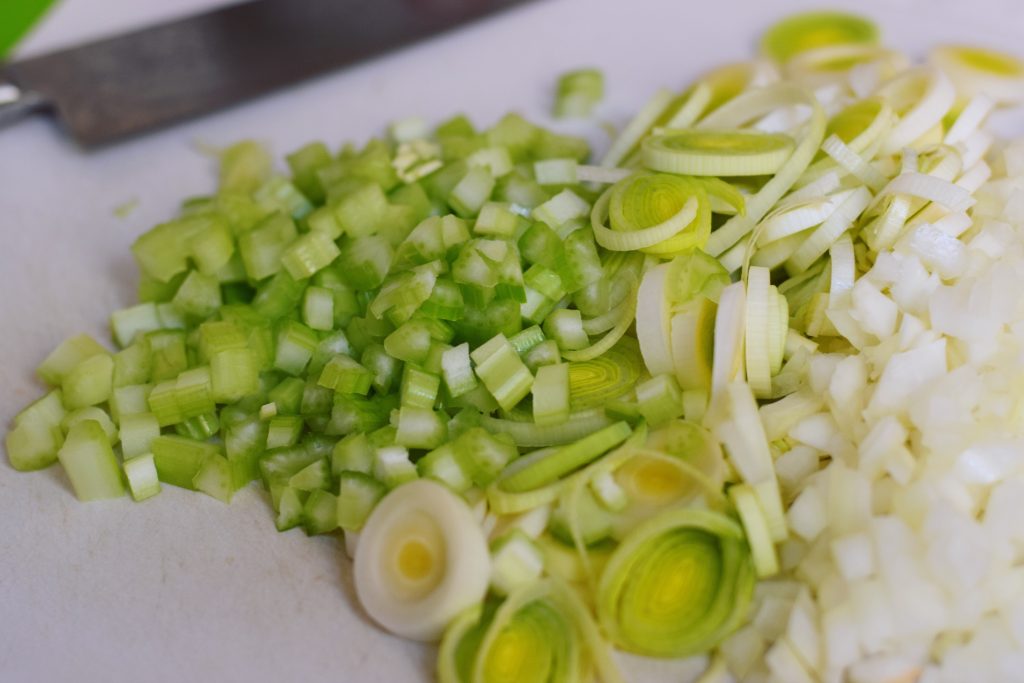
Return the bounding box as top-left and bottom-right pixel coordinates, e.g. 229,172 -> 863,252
930,44 -> 1024,104
354,479 -> 490,642
642,130 -> 796,177
701,84 -> 827,256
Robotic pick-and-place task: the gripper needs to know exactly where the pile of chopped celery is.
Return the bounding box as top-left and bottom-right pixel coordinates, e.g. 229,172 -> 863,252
7,8 -> 1024,683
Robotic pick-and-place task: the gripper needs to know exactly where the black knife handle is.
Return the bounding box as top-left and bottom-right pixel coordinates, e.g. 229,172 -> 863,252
0,77 -> 48,130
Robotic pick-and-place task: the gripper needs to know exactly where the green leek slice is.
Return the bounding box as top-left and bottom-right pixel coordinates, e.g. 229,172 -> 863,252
760,11 -> 880,63
642,130 -> 795,177
596,507 -> 755,657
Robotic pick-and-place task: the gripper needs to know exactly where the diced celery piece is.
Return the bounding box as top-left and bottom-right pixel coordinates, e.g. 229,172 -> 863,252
148,380 -> 183,426
6,420 -> 63,472
6,390 -> 66,471
252,269 -> 307,320
453,427 -> 518,487
110,303 -> 162,348
198,321 -> 246,359
274,320 -> 318,376
267,415 -> 304,449
224,415 -> 267,489
400,365 -> 440,409
318,355 -> 373,395
239,212 -> 298,281
62,353 -> 114,409
146,330 -> 188,382
258,445 -> 321,488
470,334 -> 534,411
416,443 -> 473,493
193,453 -> 234,503
119,412 -> 160,459
267,377 -> 305,415
532,363 -> 570,426
275,487 -> 305,531
286,141 -> 332,202
281,231 -> 341,280
360,344 -> 401,394
61,407 -> 118,444
57,421 -> 125,501
335,182 -> 392,237
394,407 -> 448,450
558,229 -> 603,293
331,432 -> 374,476
109,383 -> 152,422
172,270 -> 222,319
544,309 -> 589,351
303,286 -> 335,331
174,366 -> 215,419
113,340 -> 151,387
337,471 -> 386,531
289,457 -> 331,491
188,216 -> 235,276
123,453 -> 161,502
254,177 -> 313,220
302,489 -> 338,536
175,413 -> 221,441
449,166 -> 495,218
151,435 -> 219,490
210,347 -> 260,403
373,445 -> 418,488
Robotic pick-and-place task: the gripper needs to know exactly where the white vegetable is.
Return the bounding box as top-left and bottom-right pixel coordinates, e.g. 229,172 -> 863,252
354,479 -> 490,641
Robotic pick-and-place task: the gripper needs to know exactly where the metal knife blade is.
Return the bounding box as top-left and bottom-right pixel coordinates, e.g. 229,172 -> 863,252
0,0 -> 533,146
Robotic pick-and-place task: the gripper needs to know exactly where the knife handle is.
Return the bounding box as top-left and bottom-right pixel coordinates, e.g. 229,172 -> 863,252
0,81 -> 47,129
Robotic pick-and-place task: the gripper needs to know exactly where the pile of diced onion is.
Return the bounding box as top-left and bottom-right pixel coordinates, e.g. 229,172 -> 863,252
721,105 -> 1024,683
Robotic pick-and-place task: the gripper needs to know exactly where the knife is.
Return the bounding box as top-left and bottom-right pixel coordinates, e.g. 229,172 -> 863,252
0,0 -> 532,146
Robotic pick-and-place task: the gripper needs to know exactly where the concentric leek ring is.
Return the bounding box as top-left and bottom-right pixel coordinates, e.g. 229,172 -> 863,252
471,581 -> 586,683
759,10 -> 880,63
642,130 -> 796,177
597,508 -> 755,657
567,340 -> 645,410
930,44 -> 1024,104
592,172 -> 712,256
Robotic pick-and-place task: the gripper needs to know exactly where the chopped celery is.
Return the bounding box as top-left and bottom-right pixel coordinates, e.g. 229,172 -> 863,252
302,489 -> 338,535
151,435 -> 219,490
337,472 -> 386,531
193,454 -> 234,503
123,454 -> 161,502
57,421 -> 124,501
62,353 -> 113,410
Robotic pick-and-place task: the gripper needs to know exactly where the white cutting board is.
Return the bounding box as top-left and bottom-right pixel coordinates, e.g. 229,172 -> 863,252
1,1 -> 1022,681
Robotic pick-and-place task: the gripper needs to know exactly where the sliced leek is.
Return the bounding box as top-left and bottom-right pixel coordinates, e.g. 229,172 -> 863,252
597,508 -> 755,657
702,84 -> 827,256
930,44 -> 1024,104
354,479 -> 491,642
642,130 -> 795,177
760,11 -> 880,63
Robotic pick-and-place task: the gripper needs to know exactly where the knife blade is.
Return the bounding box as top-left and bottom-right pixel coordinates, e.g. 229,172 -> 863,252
0,0 -> 533,146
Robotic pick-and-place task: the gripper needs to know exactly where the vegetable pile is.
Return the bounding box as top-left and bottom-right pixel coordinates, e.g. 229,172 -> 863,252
7,9 -> 1024,683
